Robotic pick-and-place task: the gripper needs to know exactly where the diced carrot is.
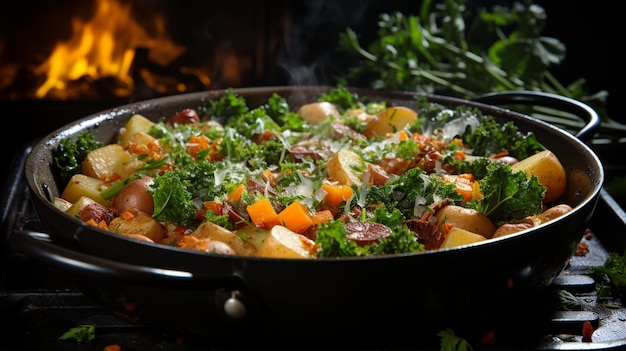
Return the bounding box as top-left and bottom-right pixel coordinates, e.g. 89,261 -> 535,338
120,208 -> 138,221
442,174 -> 482,203
396,130 -> 409,141
227,184 -> 246,202
103,345 -> 121,351
277,200 -> 314,234
247,198 -> 280,229
187,134 -> 211,158
321,183 -> 353,207
312,209 -> 334,224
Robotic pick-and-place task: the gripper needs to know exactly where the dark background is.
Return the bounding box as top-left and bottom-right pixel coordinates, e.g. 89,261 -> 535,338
282,1 -> 623,122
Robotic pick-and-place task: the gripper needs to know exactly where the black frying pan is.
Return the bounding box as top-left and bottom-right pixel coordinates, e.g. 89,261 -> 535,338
14,87 -> 604,347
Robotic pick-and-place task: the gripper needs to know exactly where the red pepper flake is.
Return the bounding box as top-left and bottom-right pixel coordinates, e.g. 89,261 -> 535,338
582,320 -> 594,342
478,330 -> 496,345
505,277 -> 515,289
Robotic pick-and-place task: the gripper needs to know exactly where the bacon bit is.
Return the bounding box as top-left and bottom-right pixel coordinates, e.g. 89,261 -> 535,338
120,208 -> 138,221
584,228 -> 593,240
478,330 -> 496,346
582,321 -> 594,342
103,345 -> 121,351
575,241 -> 590,256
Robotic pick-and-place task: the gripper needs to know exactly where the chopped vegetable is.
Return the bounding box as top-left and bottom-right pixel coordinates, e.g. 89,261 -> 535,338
54,132 -> 103,184
53,85 -> 564,258
437,328 -> 474,351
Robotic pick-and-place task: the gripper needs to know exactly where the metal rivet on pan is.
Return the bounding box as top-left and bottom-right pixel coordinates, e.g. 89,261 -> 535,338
223,291 -> 246,319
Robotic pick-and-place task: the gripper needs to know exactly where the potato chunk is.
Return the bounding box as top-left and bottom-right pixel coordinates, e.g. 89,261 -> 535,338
191,221 -> 257,256
81,144 -> 133,180
61,174 -> 112,207
327,150 -> 364,186
256,225 -> 318,259
440,227 -> 487,249
435,205 -> 496,239
108,211 -> 165,243
511,150 -> 566,203
119,114 -> 155,146
296,102 -> 340,125
364,106 -> 418,139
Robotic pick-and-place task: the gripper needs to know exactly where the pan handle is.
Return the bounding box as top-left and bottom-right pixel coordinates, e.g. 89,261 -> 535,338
12,230 -> 247,290
472,90 -> 600,142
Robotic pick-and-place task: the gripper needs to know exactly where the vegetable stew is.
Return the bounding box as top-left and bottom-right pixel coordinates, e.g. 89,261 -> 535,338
52,86 -> 572,258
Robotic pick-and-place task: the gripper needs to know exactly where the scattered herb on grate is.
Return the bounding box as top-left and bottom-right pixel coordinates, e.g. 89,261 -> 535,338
59,324 -> 95,344
588,250 -> 626,301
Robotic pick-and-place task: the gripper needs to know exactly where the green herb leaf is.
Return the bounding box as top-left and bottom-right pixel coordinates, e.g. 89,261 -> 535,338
59,324 -> 95,344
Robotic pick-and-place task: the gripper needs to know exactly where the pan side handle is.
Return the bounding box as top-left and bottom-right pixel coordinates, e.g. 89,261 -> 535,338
12,230 -> 246,290
472,90 -> 600,142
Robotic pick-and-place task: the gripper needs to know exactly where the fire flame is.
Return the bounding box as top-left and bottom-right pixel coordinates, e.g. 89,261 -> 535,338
34,0 -> 186,99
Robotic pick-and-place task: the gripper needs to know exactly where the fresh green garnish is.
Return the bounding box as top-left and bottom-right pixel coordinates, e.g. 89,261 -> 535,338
336,0 -> 625,140
437,328 -> 474,351
588,250 -> 626,300
59,324 -> 95,344
54,132 -> 103,184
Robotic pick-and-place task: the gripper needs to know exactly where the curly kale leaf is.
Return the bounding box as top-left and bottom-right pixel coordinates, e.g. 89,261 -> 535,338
465,161 -> 545,224
54,132 -> 103,184
263,93 -> 306,132
362,167 -> 462,219
315,213 -> 423,258
588,250 -> 626,300
151,159 -> 240,227
462,115 -> 544,160
198,88 -> 249,122
151,171 -> 197,227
